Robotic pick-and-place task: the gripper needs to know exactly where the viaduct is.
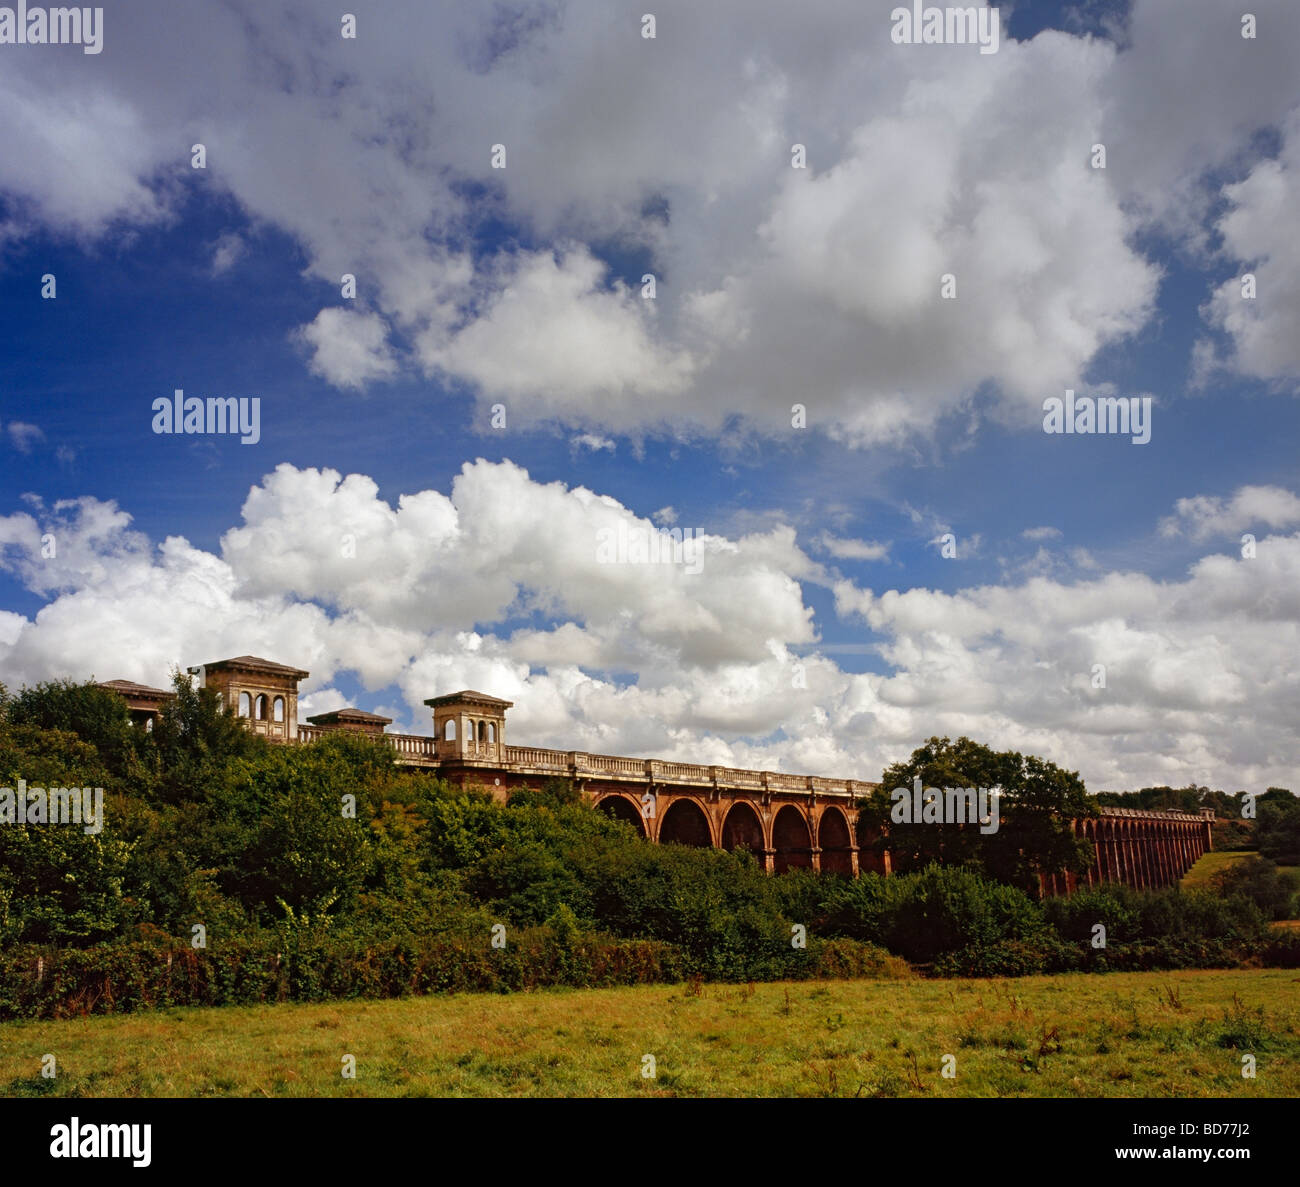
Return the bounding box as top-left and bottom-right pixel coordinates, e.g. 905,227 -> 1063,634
101,654 -> 1216,894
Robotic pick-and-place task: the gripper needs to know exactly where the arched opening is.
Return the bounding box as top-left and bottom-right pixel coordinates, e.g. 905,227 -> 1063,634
445,719 -> 457,741
772,805 -> 813,873
238,691 -> 251,718
721,801 -> 765,857
487,722 -> 496,743
272,696 -> 285,723
477,720 -> 487,743
144,717 -> 154,733
254,694 -> 268,720
818,807 -> 854,876
658,798 -> 712,848
597,795 -> 647,837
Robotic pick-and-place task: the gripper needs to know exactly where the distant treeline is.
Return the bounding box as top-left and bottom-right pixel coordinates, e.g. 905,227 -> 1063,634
0,675 -> 1297,1018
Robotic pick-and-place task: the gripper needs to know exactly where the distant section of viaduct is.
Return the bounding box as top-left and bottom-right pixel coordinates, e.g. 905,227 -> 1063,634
1045,809 -> 1215,894
101,656 -> 1216,894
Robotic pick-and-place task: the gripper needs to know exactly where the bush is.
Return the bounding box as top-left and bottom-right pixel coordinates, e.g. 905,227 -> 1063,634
1214,856 -> 1300,920
933,938 -> 1063,978
823,864 -> 1049,964
1256,791 -> 1300,865
0,928 -> 911,1020
1261,928 -> 1300,968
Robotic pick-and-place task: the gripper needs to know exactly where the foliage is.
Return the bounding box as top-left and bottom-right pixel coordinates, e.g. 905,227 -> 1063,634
0,696 -> 1292,1015
1211,854 -> 1299,920
822,864 -> 1051,963
6,679 -> 151,786
865,736 -> 1094,891
1256,789 -> 1300,865
150,671 -> 266,804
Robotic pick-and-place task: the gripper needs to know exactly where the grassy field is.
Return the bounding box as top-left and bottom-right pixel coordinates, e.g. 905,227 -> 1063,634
1181,848 -> 1300,888
2,969 -> 1298,1098
1181,849 -> 1257,888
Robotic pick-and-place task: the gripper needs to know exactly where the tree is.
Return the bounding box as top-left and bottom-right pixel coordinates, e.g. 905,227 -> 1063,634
1093,784 -> 1214,813
203,741 -> 375,919
1213,855 -> 1299,921
1257,790 -> 1300,866
0,712 -> 137,944
151,670 -> 264,803
7,678 -> 149,785
866,736 -> 1094,892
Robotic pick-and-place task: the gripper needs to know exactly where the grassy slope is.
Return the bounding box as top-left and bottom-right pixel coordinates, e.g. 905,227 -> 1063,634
1181,849 -> 1257,889
1181,850 -> 1300,921
2,969 -> 1297,1098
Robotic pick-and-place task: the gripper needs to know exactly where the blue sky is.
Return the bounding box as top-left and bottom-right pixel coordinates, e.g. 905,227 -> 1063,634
1,0 -> 1297,791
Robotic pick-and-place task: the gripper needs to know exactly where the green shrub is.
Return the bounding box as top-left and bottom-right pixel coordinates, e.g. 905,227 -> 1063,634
1261,928 -> 1300,968
823,864 -> 1049,964
1212,856 -> 1299,921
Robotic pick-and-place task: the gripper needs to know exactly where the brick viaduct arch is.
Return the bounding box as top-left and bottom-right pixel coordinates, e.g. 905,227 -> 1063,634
596,792 -> 647,837
819,806 -> 855,876
721,799 -> 764,856
658,796 -> 715,847
589,788 -> 865,876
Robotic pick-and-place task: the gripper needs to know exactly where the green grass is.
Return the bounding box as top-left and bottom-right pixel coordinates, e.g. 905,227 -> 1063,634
1181,849 -> 1257,889
2,969 -> 1297,1097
